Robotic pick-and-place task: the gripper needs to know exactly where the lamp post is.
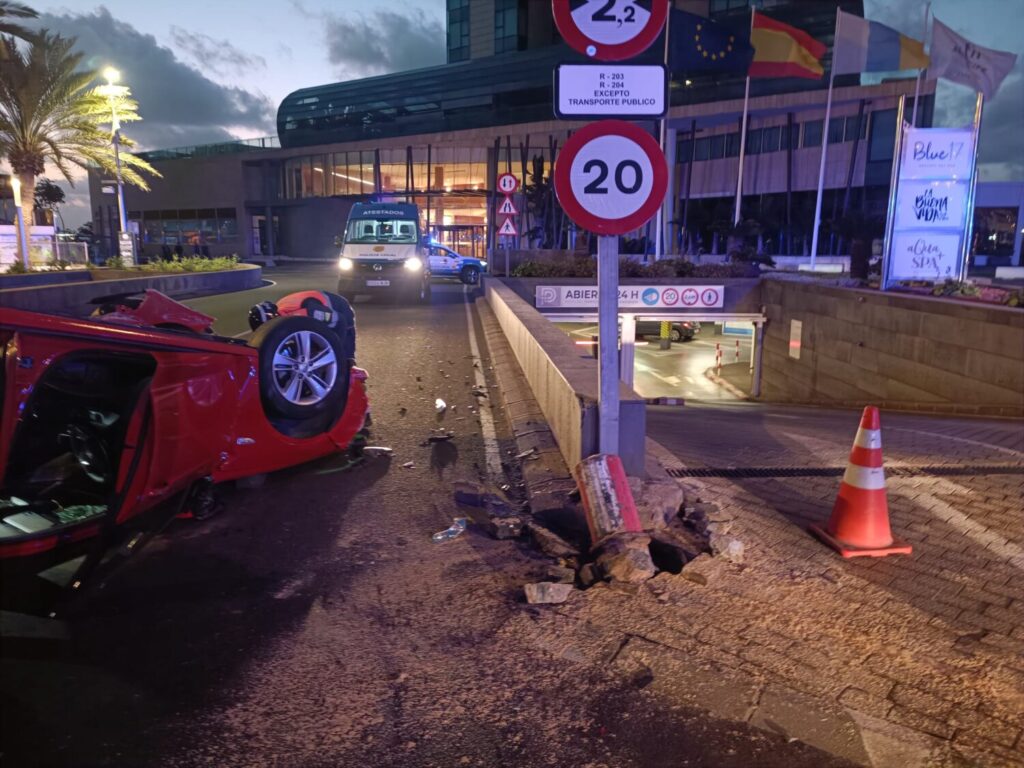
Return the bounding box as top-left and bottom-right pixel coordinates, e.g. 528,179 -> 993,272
97,67 -> 133,265
11,175 -> 30,269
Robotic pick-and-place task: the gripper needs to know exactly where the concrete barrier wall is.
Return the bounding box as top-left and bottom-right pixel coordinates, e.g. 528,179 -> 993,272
0,264 -> 263,315
761,277 -> 1024,417
484,278 -> 647,476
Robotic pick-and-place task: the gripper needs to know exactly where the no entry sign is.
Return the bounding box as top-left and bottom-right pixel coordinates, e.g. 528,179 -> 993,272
554,120 -> 667,236
553,0 -> 668,61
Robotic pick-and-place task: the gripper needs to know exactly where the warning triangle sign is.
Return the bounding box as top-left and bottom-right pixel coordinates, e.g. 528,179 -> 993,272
497,196 -> 518,216
497,218 -> 518,237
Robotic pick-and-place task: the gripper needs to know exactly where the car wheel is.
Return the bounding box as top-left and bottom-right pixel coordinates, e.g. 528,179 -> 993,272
670,328 -> 682,342
460,266 -> 480,285
250,316 -> 349,421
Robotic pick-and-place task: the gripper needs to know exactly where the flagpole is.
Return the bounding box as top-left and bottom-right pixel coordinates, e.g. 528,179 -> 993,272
959,91 -> 984,283
655,0 -> 672,261
733,9 -> 755,228
911,1 -> 931,127
809,12 -> 839,269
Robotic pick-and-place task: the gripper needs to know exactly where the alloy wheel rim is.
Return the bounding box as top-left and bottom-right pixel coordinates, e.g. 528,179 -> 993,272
271,330 -> 338,405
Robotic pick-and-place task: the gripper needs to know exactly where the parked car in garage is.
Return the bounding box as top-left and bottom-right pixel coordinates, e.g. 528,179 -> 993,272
635,319 -> 701,342
0,290 -> 368,613
425,243 -> 487,285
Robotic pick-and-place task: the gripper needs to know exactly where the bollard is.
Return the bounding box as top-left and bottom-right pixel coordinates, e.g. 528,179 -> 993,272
715,342 -> 722,375
575,454 -> 642,550
735,339 -> 740,363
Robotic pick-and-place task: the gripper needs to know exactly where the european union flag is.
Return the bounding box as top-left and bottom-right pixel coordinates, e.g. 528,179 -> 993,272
669,9 -> 753,73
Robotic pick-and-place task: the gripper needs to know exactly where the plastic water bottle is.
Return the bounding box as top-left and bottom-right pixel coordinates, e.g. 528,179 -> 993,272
432,517 -> 468,543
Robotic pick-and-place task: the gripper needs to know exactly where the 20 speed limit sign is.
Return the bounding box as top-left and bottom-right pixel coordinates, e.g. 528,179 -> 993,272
552,0 -> 668,61
554,120 -> 667,236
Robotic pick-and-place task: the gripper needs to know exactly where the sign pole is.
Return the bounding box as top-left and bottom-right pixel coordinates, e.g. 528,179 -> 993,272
879,95 -> 906,292
959,91 -> 984,283
597,234 -> 620,455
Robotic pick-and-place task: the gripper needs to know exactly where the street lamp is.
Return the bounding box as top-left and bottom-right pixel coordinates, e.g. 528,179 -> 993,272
10,175 -> 30,269
97,66 -> 133,265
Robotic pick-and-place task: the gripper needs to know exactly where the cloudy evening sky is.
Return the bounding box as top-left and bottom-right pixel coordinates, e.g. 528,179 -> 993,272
19,0 -> 1024,227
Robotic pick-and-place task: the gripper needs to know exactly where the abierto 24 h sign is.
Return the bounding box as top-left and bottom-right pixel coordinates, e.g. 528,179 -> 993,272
536,284 -> 725,310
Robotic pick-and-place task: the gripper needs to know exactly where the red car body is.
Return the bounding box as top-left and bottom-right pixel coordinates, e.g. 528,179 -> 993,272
0,297 -> 368,576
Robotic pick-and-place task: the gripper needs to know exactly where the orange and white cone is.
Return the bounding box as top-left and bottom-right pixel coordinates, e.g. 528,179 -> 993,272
809,406 -> 912,558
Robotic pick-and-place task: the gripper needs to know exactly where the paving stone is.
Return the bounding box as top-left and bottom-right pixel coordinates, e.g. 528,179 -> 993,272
837,686 -> 893,719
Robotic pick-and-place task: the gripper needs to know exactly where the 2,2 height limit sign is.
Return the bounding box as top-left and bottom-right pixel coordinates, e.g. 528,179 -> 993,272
552,0 -> 668,60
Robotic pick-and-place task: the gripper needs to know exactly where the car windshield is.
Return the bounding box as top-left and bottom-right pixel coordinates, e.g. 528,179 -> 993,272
345,218 -> 418,244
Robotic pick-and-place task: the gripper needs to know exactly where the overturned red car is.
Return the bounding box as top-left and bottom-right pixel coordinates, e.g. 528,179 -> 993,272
0,290 -> 368,607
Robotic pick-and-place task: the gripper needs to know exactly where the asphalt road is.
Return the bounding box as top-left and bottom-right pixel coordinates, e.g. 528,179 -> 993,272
2,265 -> 854,768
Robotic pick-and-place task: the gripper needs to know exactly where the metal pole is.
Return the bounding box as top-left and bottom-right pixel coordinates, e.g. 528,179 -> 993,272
880,95 -> 907,291
620,313 -> 636,388
14,202 -> 30,269
749,323 -> 756,373
809,69 -> 835,269
910,1 -> 931,128
734,75 -> 752,227
597,235 -> 620,455
751,322 -> 764,397
655,8 -> 672,261
959,91 -> 984,284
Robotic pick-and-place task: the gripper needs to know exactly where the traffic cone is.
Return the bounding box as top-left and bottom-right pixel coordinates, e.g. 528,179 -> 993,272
809,406 -> 912,558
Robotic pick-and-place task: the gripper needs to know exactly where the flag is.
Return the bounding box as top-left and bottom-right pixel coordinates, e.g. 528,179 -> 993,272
748,11 -> 826,79
929,17 -> 1018,98
832,9 -> 929,75
668,10 -> 753,74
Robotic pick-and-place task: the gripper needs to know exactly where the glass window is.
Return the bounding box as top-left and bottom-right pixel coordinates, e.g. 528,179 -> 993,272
803,119 -> 823,147
678,139 -> 694,161
867,109 -> 896,162
828,117 -> 845,144
694,137 -> 711,161
495,0 -> 521,54
344,216 -> 418,244
845,115 -> 864,142
725,132 -> 740,157
379,148 -> 407,193
311,154 -> 327,196
447,0 -> 470,62
761,126 -> 781,153
709,134 -> 725,160
973,207 -> 1018,257
746,128 -> 762,155
143,217 -> 163,244
217,208 -> 238,240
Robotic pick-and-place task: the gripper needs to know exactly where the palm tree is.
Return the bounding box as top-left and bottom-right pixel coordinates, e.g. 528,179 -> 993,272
0,1 -> 37,45
0,31 -> 157,264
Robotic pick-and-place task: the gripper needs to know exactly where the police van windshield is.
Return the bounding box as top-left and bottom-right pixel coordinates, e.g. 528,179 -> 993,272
344,218 -> 418,244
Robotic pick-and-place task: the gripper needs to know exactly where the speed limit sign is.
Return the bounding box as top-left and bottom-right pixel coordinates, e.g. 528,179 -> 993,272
552,0 -> 668,61
496,172 -> 519,195
554,120 -> 667,236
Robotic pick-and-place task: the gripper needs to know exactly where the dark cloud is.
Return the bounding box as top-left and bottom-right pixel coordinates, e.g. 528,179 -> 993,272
320,7 -> 446,78
35,7 -> 275,152
168,26 -> 268,78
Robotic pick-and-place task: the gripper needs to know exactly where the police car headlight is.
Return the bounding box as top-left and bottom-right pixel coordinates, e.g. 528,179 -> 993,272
339,257 -> 354,271
480,260 -> 488,269
404,256 -> 423,272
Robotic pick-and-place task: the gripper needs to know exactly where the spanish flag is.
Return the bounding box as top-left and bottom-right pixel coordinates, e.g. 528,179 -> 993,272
749,11 -> 826,79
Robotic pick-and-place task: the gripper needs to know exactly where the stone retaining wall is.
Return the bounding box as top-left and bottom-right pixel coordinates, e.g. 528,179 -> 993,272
761,277 -> 1024,417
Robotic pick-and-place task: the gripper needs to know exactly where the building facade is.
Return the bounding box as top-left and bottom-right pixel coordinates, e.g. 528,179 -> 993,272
87,0 -> 1021,267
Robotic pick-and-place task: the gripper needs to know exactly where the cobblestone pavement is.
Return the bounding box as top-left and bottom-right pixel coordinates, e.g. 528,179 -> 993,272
571,403 -> 1023,766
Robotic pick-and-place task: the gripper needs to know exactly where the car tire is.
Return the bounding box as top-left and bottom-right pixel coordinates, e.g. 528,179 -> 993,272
249,316 -> 349,421
460,266 -> 480,285
670,328 -> 682,342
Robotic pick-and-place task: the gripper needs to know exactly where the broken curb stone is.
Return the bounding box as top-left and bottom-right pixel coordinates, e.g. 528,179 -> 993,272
523,581 -> 574,605
596,535 -> 657,584
485,516 -> 524,540
526,522 -> 579,559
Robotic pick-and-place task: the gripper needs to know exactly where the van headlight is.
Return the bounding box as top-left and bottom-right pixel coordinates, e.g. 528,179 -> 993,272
339,257 -> 353,271
404,256 -> 423,272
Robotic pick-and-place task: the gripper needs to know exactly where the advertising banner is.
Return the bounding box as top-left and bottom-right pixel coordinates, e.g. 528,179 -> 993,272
894,180 -> 968,230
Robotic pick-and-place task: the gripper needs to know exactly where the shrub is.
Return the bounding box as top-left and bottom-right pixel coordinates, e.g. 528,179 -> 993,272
4,260 -> 28,274
140,255 -> 240,273
510,256 -> 756,279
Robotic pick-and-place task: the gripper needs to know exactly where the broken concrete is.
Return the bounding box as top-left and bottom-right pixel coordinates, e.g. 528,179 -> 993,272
628,476 -> 685,530
595,535 -> 657,584
484,516 -> 524,540
709,532 -> 745,564
526,522 -> 580,559
523,581 -> 574,605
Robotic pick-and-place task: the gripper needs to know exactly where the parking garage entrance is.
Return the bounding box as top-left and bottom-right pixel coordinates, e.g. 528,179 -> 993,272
530,281 -> 766,403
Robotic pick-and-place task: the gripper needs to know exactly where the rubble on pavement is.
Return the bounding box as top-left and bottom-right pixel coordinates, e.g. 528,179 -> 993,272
523,581 -> 573,605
